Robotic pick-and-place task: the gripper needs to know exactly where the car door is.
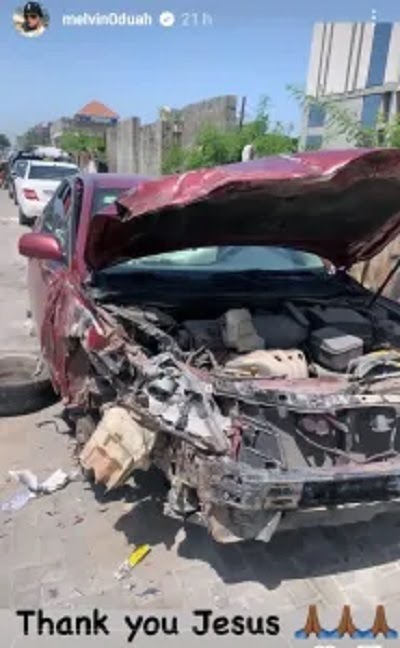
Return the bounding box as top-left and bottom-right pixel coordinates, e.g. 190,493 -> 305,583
27,179 -> 76,388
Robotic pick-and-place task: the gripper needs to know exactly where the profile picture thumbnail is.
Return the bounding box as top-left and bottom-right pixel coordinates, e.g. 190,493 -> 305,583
13,2 -> 49,38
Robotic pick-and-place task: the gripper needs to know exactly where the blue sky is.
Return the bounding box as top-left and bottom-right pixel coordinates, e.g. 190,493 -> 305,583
0,0 -> 399,140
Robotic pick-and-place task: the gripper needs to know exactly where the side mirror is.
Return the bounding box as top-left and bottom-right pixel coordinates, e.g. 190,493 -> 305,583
18,232 -> 63,262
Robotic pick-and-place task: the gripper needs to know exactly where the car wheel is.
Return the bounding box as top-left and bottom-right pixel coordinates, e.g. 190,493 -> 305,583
0,353 -> 57,417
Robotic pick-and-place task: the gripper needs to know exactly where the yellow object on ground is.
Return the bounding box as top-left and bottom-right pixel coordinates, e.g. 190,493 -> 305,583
128,544 -> 151,568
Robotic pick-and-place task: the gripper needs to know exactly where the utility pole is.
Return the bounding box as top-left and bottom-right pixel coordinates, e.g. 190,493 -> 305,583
239,96 -> 246,130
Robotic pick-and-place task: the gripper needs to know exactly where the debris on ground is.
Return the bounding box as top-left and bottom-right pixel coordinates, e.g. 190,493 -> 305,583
128,544 -> 151,567
9,468 -> 74,494
1,488 -> 35,512
71,588 -> 83,598
73,515 -> 84,525
114,544 -> 151,580
1,468 -> 78,514
40,469 -> 70,493
8,469 -> 38,492
137,587 -> 161,598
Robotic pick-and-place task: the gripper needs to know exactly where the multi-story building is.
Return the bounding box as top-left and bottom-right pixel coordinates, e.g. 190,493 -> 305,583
301,22 -> 400,149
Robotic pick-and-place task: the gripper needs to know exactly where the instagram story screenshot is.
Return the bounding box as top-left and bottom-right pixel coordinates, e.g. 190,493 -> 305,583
2,0 -> 400,644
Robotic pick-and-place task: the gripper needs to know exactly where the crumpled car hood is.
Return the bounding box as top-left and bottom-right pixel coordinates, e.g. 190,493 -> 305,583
85,148 -> 400,270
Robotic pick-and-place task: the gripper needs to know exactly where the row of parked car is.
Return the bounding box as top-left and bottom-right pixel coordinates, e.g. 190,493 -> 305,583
4,148 -> 78,225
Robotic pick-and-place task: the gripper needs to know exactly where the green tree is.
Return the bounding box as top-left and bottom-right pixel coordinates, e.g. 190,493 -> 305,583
384,115 -> 400,147
162,96 -> 297,173
161,145 -> 186,174
59,132 -> 106,158
288,84 -> 400,149
0,134 -> 10,150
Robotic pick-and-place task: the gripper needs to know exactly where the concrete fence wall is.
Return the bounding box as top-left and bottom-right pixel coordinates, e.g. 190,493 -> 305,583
106,95 -> 238,177
140,122 -> 162,176
116,118 -> 141,173
180,96 -> 237,148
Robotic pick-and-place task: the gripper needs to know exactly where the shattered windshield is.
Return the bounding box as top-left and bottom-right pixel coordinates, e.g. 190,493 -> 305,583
101,246 -> 326,274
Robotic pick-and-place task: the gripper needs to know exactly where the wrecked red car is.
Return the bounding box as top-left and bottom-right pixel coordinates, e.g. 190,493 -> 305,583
17,149 -> 400,543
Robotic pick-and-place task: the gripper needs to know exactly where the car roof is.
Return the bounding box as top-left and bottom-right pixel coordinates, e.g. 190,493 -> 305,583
82,173 -> 151,190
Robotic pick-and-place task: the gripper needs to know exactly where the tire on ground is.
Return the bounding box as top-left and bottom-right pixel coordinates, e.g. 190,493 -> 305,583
0,354 -> 58,417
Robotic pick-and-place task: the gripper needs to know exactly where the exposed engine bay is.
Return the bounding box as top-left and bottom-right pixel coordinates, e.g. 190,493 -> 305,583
76,286 -> 400,543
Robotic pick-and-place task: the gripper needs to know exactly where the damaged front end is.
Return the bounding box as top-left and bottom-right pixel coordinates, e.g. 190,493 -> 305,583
61,149 -> 400,543
67,292 -> 400,545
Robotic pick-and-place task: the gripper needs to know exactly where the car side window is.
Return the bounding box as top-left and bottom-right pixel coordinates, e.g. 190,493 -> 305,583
14,161 -> 27,177
40,180 -> 73,259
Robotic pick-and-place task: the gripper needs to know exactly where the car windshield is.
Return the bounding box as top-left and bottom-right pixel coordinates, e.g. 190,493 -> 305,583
28,165 -> 78,180
91,188 -> 124,215
101,246 -> 326,274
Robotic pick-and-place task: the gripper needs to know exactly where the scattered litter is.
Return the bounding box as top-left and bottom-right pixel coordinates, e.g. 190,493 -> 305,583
114,544 -> 151,580
9,470 -> 38,492
128,544 -> 151,567
9,468 -> 72,495
114,561 -> 132,581
73,515 -> 84,525
137,587 -> 161,598
41,469 -> 70,494
1,488 -> 35,512
36,419 -> 64,434
2,468 -> 76,514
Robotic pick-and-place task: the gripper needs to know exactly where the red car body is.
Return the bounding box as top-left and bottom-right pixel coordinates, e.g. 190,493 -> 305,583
21,173 -> 149,397
17,150 -> 400,544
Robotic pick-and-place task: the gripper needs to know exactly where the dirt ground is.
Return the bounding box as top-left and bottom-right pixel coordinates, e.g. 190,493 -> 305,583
1,189 -> 400,612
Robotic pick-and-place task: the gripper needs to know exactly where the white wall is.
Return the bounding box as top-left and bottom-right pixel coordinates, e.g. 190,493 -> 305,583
324,23 -> 354,94
354,23 -> 374,89
384,23 -> 400,84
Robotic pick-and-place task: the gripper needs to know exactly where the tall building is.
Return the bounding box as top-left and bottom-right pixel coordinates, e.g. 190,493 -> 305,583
301,22 -> 400,149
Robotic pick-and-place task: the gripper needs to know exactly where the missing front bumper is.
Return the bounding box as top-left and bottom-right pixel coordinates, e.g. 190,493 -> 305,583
196,461 -> 400,543
202,457 -> 400,512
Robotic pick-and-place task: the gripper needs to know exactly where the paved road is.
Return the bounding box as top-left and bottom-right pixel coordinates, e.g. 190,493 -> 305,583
0,187 -> 400,611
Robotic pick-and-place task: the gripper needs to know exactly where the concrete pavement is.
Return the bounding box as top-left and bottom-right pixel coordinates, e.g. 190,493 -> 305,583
0,188 -> 400,611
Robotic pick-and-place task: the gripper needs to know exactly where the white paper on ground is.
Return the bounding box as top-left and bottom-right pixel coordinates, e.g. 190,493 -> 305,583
40,469 -> 70,493
1,488 -> 36,512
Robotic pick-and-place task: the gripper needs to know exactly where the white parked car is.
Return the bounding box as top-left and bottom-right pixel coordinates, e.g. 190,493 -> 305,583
15,160 -> 78,226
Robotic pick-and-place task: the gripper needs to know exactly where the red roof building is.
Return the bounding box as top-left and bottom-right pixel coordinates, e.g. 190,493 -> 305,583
74,101 -> 119,123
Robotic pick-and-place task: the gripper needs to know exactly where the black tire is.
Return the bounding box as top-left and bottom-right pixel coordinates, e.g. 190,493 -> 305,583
18,209 -> 28,226
0,354 -> 58,417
